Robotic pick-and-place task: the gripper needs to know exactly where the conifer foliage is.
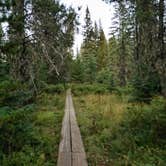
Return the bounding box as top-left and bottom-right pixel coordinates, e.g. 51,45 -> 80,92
0,0 -> 77,88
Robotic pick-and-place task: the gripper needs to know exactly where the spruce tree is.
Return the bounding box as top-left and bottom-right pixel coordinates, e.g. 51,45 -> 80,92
106,0 -> 165,99
97,22 -> 108,71
32,0 -> 77,84
83,7 -> 94,46
81,7 -> 97,83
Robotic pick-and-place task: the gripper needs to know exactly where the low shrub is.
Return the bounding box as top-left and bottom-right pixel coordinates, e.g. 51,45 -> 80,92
0,80 -> 34,108
120,96 -> 166,145
130,71 -> 161,102
0,92 -> 64,165
74,94 -> 166,165
96,69 -> 114,91
114,86 -> 133,96
0,105 -> 36,156
71,83 -> 109,96
43,84 -> 65,94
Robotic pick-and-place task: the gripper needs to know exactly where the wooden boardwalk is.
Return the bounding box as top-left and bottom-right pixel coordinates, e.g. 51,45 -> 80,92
57,89 -> 88,166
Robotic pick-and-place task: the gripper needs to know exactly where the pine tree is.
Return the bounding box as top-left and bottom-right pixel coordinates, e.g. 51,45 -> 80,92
97,22 -> 108,71
81,7 -> 97,83
131,0 -> 161,100
32,0 -> 77,85
110,1 -> 130,87
108,36 -> 119,84
4,0 -> 31,82
83,7 -> 94,46
0,0 -> 77,87
94,21 -> 99,47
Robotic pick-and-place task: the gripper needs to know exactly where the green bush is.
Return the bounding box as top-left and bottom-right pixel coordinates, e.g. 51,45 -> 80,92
126,97 -> 166,145
96,69 -> 114,90
75,93 -> 166,165
0,92 -> 64,165
0,80 -> 34,107
71,84 -> 109,95
43,84 -> 65,94
0,105 -> 36,156
108,96 -> 166,164
131,70 -> 161,102
114,86 -> 133,96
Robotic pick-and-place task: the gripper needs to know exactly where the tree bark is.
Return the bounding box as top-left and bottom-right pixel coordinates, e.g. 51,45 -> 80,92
157,0 -> 166,97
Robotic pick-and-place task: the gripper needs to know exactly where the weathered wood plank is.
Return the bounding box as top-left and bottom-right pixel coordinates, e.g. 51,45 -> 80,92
69,90 -> 88,166
72,153 -> 88,166
58,89 -> 88,166
57,91 -> 71,166
58,96 -> 71,152
58,152 -> 72,166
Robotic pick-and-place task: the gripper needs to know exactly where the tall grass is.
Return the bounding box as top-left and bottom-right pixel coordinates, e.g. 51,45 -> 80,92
74,93 -> 166,166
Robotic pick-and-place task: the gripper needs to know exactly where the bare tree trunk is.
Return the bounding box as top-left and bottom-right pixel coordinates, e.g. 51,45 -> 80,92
157,0 -> 166,97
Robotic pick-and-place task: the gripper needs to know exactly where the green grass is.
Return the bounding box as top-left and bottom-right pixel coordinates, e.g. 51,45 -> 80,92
0,92 -> 65,166
73,93 -> 166,166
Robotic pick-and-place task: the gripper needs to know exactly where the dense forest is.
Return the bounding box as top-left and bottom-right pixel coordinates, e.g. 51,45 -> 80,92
0,0 -> 166,165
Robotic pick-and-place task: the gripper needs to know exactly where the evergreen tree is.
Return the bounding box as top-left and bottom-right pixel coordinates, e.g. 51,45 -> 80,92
94,21 -> 99,48
131,0 -> 161,100
83,7 -> 94,45
109,1 -> 131,87
0,0 -> 77,88
97,22 -> 108,71
81,7 -> 97,83
105,0 -> 164,99
32,0 -> 77,85
108,36 -> 119,84
71,55 -> 84,83
7,0 -> 30,82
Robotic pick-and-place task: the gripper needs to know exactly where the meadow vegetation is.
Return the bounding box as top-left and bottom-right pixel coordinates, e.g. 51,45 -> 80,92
0,81 -> 65,166
73,86 -> 166,166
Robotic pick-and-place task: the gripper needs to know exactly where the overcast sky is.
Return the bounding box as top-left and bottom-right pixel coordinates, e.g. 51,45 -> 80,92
60,0 -> 114,54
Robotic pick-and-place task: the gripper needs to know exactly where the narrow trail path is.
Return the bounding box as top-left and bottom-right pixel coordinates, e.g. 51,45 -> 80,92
57,89 -> 88,166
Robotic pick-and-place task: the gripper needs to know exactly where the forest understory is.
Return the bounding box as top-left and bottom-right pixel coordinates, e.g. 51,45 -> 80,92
73,85 -> 166,166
